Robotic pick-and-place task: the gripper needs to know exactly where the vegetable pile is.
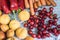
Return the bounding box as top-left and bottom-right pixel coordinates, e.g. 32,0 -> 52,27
0,0 -> 56,15
0,0 -> 59,40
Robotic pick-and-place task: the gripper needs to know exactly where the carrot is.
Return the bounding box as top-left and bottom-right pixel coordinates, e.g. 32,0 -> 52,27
29,0 -> 35,15
33,2 -> 38,8
32,0 -> 34,3
40,0 -> 46,6
49,0 -> 56,6
24,0 -> 29,8
37,0 -> 42,7
46,0 -> 51,6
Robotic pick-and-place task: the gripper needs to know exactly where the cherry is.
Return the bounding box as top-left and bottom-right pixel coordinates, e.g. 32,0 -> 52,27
30,21 -> 34,25
34,24 -> 38,28
58,30 -> 60,34
37,34 -> 41,39
28,19 -> 31,23
28,30 -> 33,35
29,26 -> 33,29
53,14 -> 57,18
46,12 -> 51,16
54,18 -> 58,22
42,30 -> 47,34
57,25 -> 60,28
49,15 -> 53,19
53,21 -> 57,25
42,24 -> 46,29
38,31 -> 42,35
42,8 -> 47,11
24,23 -> 28,27
48,20 -> 53,24
35,19 -> 39,23
42,35 -> 46,38
31,34 -> 36,38
37,27 -> 41,31
53,28 -> 57,33
45,33 -> 50,37
49,7 -> 54,11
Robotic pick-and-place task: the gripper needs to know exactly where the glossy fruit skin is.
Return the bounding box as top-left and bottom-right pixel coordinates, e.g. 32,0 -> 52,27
28,30 -> 33,35
31,34 -> 36,38
37,35 -> 41,39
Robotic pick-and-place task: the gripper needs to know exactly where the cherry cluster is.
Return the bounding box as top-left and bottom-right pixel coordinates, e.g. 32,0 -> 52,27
24,7 -> 60,39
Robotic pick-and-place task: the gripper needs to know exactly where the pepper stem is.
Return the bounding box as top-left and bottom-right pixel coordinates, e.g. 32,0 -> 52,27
12,10 -> 16,20
17,9 -> 21,13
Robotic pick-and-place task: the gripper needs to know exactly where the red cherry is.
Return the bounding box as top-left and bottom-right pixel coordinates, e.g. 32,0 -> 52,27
45,33 -> 50,37
24,23 -> 28,27
49,7 -> 54,11
57,25 -> 60,28
42,30 -> 47,34
37,35 -> 41,39
31,34 -> 36,38
54,32 -> 59,36
29,26 -> 33,29
58,30 -> 60,34
53,14 -> 57,18
28,19 -> 31,23
53,28 -> 57,33
54,18 -> 58,22
42,8 -> 47,12
34,24 -> 38,28
30,21 -> 34,25
46,12 -> 51,16
49,20 -> 53,24
42,24 -> 46,29
35,19 -> 39,23
42,35 -> 46,38
28,30 -> 33,35
37,27 -> 41,31
49,15 -> 53,19
53,21 -> 57,25
38,31 -> 42,35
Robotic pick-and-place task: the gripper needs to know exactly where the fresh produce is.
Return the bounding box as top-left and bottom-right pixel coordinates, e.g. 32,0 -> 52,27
1,0 -> 11,14
25,36 -> 34,40
16,28 -> 28,39
40,0 -> 46,6
7,29 -> 14,38
29,0 -> 35,15
46,0 -> 51,6
24,7 -> 60,38
7,37 -> 16,40
0,14 -> 10,24
37,0 -> 42,7
9,20 -> 20,30
24,0 -> 29,8
9,0 -> 18,11
0,0 -> 2,10
0,24 -> 9,32
49,0 -> 56,6
18,10 -> 30,21
0,31 -> 5,40
18,0 -> 25,10
0,11 -> 2,16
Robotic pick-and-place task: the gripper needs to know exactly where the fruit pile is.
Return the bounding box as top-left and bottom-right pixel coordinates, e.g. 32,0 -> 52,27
24,7 -> 60,39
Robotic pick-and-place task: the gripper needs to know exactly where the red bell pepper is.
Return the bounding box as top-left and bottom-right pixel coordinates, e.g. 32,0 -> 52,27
0,0 -> 2,10
1,0 -> 11,14
18,0 -> 25,10
9,0 -> 18,11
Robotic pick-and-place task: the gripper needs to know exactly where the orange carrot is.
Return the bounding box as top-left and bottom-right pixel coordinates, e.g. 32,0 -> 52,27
46,0 -> 51,6
40,0 -> 46,6
37,0 -> 42,7
29,0 -> 35,15
24,0 -> 29,8
49,0 -> 56,6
